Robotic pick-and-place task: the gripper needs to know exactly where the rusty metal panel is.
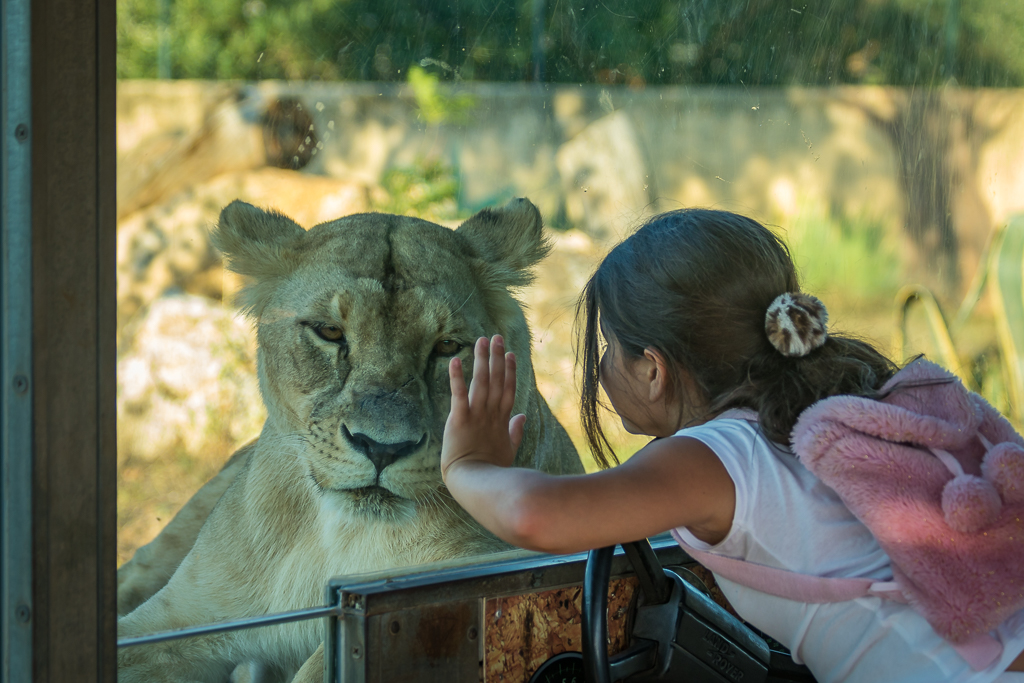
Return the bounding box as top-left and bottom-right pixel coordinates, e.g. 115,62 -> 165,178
368,601 -> 482,682
483,578 -> 637,681
335,594 -> 484,683
328,539 -> 691,683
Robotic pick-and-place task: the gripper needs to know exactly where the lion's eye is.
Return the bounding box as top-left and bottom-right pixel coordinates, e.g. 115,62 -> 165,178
434,339 -> 462,356
315,325 -> 345,343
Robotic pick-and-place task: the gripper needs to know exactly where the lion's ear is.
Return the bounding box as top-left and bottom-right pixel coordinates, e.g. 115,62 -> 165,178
211,200 -> 305,280
456,198 -> 551,288
211,200 -> 306,318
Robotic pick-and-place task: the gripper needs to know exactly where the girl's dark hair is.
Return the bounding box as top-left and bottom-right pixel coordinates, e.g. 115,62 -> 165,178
576,209 -> 899,468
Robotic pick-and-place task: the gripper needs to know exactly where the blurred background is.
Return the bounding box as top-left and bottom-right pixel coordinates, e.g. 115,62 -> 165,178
116,0 -> 1024,565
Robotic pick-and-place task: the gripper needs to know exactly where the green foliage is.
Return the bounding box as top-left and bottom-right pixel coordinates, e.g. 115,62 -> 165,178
783,211 -> 904,309
892,216 -> 1024,427
986,215 -> 1024,423
407,65 -> 477,124
118,0 -> 347,79
118,0 -> 1024,87
370,160 -> 463,223
967,346 -> 1011,420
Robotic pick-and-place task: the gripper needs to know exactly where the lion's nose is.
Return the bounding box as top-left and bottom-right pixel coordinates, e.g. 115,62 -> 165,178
343,426 -> 425,476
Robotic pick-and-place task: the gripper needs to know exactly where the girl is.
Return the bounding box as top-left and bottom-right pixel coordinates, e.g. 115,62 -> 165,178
440,209 -> 1024,683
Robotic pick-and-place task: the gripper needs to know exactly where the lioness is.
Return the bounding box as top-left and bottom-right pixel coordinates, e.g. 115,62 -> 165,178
117,198 -> 583,681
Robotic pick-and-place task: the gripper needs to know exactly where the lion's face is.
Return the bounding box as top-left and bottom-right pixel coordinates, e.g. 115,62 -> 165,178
213,200 -> 550,523
259,220 -> 498,521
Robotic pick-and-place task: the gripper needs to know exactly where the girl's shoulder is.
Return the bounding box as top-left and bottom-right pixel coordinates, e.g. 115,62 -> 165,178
674,410 -> 779,461
674,412 -> 814,498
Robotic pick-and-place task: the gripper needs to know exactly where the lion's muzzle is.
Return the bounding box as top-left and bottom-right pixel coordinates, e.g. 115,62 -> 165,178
341,425 -> 428,475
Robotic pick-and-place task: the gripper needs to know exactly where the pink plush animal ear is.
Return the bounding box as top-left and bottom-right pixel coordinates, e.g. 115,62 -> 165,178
982,442 -> 1024,505
942,475 -> 1002,533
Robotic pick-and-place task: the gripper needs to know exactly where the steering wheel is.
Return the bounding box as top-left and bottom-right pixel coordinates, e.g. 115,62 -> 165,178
582,545 -> 614,683
581,540 -> 816,683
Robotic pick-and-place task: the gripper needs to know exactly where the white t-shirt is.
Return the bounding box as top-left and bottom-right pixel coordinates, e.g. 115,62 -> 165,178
672,416 -> 1024,683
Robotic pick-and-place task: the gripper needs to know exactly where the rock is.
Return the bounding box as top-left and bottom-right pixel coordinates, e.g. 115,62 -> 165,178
117,96 -> 265,220
555,110 -> 653,242
524,230 -> 605,432
522,228 -> 652,467
117,88 -> 321,221
117,294 -> 265,464
116,168 -> 369,338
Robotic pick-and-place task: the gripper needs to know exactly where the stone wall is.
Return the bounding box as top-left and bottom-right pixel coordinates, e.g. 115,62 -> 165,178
118,80 -> 1024,282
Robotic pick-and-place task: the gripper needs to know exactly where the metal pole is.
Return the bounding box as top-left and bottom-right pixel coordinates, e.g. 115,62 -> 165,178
531,0 -> 546,82
117,605 -> 342,649
1,0 -> 34,679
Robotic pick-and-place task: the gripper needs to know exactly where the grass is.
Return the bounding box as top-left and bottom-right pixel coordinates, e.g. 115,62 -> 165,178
780,209 -> 905,312
117,445 -> 227,566
370,160 -> 465,224
778,206 -> 1013,426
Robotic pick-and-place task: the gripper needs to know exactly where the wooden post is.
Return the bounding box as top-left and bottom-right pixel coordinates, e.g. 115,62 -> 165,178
30,0 -> 117,679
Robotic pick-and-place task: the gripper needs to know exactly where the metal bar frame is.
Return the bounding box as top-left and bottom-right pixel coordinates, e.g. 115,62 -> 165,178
112,538 -> 688,682
1,0 -> 34,679
117,605 -> 342,649
326,538 -> 688,683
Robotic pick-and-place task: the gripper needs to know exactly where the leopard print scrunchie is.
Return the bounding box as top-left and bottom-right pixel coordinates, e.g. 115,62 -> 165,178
764,292 -> 829,357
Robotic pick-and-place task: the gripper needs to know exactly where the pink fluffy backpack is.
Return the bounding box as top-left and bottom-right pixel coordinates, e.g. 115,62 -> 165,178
677,359 -> 1024,670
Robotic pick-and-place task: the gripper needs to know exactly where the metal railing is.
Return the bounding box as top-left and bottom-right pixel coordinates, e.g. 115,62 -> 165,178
117,604 -> 342,648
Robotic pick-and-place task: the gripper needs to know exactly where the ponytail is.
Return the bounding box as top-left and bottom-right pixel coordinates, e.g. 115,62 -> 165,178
714,335 -> 899,444
575,208 -> 900,465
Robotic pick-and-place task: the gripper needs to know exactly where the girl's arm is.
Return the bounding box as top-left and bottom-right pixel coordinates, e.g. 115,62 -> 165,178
442,336 -> 735,555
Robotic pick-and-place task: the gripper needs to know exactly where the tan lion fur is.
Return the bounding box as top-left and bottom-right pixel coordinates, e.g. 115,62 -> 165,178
116,199 -> 583,682
117,441 -> 255,615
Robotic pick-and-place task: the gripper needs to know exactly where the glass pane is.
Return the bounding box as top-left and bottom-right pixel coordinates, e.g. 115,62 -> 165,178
116,0 -> 1024,676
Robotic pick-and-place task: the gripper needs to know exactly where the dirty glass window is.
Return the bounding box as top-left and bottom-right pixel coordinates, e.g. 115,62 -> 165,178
116,0 -> 1024,626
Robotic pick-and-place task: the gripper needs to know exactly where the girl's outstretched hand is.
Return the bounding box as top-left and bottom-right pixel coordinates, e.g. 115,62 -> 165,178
442,335 -> 526,482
